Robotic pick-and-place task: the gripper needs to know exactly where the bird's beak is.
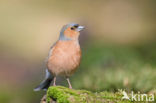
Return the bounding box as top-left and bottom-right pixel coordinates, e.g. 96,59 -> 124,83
77,26 -> 85,31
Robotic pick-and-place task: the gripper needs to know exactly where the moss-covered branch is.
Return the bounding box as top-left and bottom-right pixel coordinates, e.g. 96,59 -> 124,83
44,86 -> 134,103
42,86 -> 156,103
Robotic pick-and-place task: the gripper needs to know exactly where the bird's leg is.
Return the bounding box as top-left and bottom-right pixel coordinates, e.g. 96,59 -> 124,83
53,77 -> 56,86
66,77 -> 72,89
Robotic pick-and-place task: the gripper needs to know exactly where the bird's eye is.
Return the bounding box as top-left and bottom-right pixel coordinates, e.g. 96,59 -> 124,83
71,27 -> 74,30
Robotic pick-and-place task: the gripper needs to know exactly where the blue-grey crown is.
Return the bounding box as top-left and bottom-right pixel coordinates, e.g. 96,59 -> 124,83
59,23 -> 84,41
59,23 -> 78,40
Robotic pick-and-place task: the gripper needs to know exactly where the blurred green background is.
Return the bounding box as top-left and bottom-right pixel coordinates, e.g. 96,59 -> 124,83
0,0 -> 156,103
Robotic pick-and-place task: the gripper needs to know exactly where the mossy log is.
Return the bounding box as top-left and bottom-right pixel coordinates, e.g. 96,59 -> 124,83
41,86 -> 151,103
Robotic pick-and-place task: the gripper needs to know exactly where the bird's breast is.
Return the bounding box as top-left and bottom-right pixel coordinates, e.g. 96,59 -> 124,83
47,40 -> 81,76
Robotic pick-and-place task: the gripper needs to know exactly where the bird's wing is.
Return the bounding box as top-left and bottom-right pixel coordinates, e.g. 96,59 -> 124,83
34,41 -> 58,91
48,42 -> 57,58
44,41 -> 57,62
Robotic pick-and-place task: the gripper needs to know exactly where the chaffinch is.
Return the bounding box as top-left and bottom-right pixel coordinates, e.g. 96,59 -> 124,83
34,23 -> 84,91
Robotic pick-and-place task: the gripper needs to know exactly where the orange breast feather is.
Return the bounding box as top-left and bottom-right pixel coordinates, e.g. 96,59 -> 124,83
47,41 -> 81,76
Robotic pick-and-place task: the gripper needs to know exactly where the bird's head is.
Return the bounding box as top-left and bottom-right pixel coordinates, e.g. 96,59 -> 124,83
59,23 -> 84,40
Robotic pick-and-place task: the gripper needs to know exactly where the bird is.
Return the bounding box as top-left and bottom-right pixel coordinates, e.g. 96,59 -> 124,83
34,23 -> 84,91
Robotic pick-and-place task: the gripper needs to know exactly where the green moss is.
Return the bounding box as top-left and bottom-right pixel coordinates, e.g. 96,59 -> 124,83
46,86 -> 156,103
46,86 -> 135,103
47,86 -> 97,103
47,86 -> 69,103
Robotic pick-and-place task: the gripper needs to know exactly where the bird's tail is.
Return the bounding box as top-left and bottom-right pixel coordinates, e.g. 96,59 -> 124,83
34,69 -> 53,91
